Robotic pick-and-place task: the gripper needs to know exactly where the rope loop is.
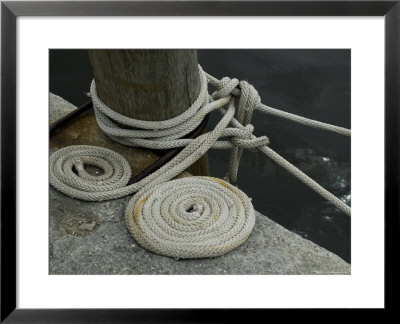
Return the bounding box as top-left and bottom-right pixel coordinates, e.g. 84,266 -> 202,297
238,80 -> 261,114
52,65 -> 351,217
231,135 -> 270,150
125,177 -> 256,259
50,145 -> 131,201
211,76 -> 240,100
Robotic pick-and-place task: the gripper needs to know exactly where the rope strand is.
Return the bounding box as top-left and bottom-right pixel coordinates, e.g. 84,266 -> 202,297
125,177 -> 255,259
51,65 -> 351,216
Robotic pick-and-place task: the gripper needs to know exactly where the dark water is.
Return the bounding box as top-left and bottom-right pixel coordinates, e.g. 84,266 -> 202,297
50,49 -> 351,263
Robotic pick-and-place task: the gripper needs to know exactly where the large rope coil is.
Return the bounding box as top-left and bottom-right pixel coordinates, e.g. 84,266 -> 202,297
51,65 -> 351,216
50,64 -> 352,258
125,177 -> 255,259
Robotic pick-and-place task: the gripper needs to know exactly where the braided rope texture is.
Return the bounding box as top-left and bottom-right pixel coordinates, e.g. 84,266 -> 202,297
125,177 -> 255,259
50,65 -> 351,216
49,145 -> 132,200
49,65 -> 352,258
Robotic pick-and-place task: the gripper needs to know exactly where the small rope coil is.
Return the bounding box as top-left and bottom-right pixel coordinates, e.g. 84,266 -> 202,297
49,145 -> 131,200
125,177 -> 255,259
50,65 -> 352,259
51,65 -> 351,216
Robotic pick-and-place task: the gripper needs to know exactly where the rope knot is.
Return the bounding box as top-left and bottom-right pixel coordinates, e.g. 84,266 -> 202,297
210,78 -> 261,114
243,124 -> 254,137
231,134 -> 270,151
211,77 -> 239,100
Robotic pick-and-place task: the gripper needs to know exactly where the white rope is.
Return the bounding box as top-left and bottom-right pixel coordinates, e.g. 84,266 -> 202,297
51,65 -> 351,217
125,177 -> 255,259
90,66 -> 269,151
206,73 -> 351,137
50,97 -> 235,201
49,145 -> 132,201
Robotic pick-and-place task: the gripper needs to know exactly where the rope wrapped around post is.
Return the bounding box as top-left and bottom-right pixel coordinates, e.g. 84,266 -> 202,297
87,65 -> 351,215
51,65 -> 351,214
49,64 -> 351,258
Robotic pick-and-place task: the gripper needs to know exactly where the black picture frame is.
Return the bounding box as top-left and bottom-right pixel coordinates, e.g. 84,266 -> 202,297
1,0 -> 398,321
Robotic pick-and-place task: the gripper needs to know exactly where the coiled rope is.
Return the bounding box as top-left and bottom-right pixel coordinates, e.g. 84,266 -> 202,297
125,177 -> 255,258
49,145 -> 131,201
88,65 -> 351,215
50,66 -> 351,215
50,65 -> 351,258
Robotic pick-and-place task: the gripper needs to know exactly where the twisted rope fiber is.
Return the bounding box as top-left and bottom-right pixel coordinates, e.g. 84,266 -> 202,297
51,65 -> 351,213
50,95 -> 234,201
88,65 -> 351,215
49,145 -> 132,200
125,177 -> 255,258
50,65 -> 351,258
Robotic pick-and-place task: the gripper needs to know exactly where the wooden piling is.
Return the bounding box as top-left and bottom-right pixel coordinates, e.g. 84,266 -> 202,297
87,49 -> 209,176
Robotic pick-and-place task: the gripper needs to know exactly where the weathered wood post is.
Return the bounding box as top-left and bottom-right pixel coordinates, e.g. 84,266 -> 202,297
87,49 -> 209,176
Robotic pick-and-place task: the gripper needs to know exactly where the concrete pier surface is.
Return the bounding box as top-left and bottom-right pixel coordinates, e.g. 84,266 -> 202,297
49,93 -> 350,275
